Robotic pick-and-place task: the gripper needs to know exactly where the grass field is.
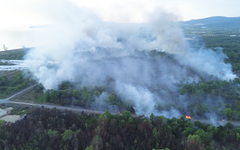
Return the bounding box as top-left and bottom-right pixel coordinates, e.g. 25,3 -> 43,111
0,71 -> 36,99
0,70 -> 19,77
10,85 -> 44,103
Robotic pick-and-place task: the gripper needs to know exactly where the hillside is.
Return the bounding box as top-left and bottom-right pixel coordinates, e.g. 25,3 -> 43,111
0,48 -> 30,60
183,16 -> 240,28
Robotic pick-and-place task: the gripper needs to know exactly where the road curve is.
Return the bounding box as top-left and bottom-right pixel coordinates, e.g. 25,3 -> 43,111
0,86 -> 240,127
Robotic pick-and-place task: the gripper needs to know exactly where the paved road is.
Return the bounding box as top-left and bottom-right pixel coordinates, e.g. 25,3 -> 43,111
0,85 -> 119,115
191,118 -> 227,126
1,86 -> 240,127
8,101 -> 118,115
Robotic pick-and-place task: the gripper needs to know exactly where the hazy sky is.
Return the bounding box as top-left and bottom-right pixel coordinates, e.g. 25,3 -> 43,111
0,0 -> 239,29
0,0 -> 239,50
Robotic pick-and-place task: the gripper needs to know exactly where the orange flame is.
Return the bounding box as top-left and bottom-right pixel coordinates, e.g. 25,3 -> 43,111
186,116 -> 191,119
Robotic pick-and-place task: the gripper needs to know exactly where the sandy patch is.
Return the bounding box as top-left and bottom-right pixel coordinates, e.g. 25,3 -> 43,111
0,115 -> 20,122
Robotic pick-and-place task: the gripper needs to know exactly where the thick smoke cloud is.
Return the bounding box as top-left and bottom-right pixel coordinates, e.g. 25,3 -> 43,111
24,0 -> 236,117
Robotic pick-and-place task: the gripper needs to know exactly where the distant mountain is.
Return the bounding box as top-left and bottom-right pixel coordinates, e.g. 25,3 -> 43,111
182,16 -> 240,28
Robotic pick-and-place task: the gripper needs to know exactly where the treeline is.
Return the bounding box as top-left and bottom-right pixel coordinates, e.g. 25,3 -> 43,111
43,87 -> 103,107
38,78 -> 240,121
0,71 -> 35,98
180,78 -> 240,121
42,83 -> 134,112
0,61 -> 14,65
0,108 -> 239,150
34,77 -> 240,121
180,78 -> 240,102
0,49 -> 30,60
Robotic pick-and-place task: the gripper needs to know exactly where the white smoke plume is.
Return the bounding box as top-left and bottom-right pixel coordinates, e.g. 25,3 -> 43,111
24,0 -> 236,117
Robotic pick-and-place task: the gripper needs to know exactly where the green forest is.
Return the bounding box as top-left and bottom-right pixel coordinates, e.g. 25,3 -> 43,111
3,28 -> 240,123
0,23 -> 240,150
184,27 -> 240,75
0,108 -> 239,150
27,78 -> 240,121
203,35 -> 240,75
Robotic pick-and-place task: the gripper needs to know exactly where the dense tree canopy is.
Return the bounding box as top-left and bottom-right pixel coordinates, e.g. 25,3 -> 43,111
0,108 -> 239,150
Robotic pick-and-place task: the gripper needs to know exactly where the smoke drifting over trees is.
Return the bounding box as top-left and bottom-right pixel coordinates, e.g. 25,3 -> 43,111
24,0 -> 236,117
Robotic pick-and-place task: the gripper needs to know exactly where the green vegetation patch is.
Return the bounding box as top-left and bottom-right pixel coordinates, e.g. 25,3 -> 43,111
0,48 -> 30,60
0,71 -> 35,98
184,27 -> 240,75
10,84 -> 44,103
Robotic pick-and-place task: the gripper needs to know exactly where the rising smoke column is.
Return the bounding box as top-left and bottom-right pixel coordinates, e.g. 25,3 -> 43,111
24,0 -> 236,117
